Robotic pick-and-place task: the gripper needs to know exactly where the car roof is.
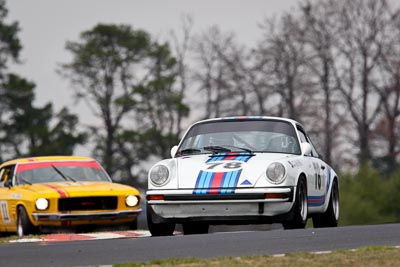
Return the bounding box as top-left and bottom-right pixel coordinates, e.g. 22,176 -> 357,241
0,156 -> 96,168
192,116 -> 302,127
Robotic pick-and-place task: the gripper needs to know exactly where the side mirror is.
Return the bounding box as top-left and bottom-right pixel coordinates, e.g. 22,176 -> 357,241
4,180 -> 12,188
170,145 -> 178,158
300,142 -> 312,156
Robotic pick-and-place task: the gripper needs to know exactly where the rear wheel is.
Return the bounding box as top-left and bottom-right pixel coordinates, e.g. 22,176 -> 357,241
283,177 -> 308,230
313,179 -> 339,228
147,204 -> 175,236
182,223 -> 209,235
17,206 -> 37,237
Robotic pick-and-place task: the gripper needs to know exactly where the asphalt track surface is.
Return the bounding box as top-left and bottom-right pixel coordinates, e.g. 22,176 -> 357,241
1,223 -> 400,267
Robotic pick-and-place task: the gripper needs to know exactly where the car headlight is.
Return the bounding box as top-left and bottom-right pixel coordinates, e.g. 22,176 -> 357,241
266,162 -> 286,184
149,165 -> 169,186
35,198 -> 49,210
125,195 -> 139,207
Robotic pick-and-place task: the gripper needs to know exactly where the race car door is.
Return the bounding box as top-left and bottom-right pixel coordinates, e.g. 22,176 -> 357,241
297,127 -> 327,213
0,165 -> 17,231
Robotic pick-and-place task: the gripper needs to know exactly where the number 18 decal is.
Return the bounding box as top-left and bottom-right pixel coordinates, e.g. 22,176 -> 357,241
0,201 -> 10,223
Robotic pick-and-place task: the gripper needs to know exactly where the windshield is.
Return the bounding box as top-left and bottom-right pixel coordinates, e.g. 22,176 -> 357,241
15,161 -> 111,185
178,119 -> 301,156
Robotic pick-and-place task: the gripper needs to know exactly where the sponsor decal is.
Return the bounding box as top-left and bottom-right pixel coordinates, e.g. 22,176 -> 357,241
288,159 -> 302,168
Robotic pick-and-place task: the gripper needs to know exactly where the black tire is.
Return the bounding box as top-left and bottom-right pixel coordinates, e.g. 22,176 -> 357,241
182,223 -> 209,235
17,206 -> 37,237
147,204 -> 175,236
75,225 -> 96,233
128,219 -> 138,230
283,177 -> 308,230
313,179 -> 339,228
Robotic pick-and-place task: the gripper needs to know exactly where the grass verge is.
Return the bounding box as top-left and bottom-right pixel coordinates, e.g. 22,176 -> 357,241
115,246 -> 400,267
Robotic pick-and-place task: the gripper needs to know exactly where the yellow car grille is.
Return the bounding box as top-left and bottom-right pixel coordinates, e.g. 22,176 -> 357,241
58,196 -> 118,211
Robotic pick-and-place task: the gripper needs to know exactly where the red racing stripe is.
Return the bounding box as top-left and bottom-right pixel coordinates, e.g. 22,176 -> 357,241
209,172 -> 224,194
44,184 -> 69,198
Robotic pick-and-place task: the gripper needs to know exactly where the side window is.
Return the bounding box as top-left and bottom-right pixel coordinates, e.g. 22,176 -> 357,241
306,134 -> 319,158
297,130 -> 311,156
297,127 -> 319,158
0,166 -> 15,187
0,168 -> 6,187
298,130 -> 307,143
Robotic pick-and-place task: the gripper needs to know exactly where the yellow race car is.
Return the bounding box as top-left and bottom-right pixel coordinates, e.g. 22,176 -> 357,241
0,156 -> 142,237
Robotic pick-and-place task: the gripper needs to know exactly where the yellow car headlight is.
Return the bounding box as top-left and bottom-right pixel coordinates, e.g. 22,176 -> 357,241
35,198 -> 49,210
125,195 -> 139,207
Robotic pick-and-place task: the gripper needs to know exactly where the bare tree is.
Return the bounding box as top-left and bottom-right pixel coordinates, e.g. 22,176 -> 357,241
192,26 -> 252,118
332,0 -> 392,164
372,7 -> 400,172
257,13 -> 316,122
298,0 -> 345,165
170,14 -> 194,136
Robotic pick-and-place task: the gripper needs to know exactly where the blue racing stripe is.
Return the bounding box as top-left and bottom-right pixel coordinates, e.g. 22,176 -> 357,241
227,170 -> 242,193
221,171 -> 233,194
202,172 -> 214,194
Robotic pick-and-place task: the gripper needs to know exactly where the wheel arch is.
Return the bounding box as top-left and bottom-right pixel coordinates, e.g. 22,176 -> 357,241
16,202 -> 36,226
322,175 -> 339,213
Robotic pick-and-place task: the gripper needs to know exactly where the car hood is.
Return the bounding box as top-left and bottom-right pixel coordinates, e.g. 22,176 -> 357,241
176,153 -> 297,190
18,181 -> 139,197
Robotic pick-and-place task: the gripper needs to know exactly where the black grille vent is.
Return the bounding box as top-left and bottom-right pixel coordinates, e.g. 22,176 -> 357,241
58,196 -> 118,211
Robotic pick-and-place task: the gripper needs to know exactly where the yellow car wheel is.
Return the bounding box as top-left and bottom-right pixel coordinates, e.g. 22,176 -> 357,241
17,206 -> 37,237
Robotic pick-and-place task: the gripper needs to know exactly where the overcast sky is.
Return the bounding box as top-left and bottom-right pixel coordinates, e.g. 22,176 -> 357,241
7,0 -> 300,108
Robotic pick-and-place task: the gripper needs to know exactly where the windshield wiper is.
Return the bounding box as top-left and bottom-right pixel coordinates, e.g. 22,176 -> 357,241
219,145 -> 253,154
51,165 -> 77,182
179,148 -> 202,155
203,146 -> 231,154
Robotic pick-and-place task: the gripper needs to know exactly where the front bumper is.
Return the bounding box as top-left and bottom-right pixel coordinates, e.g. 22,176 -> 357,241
32,209 -> 142,221
147,187 -> 294,224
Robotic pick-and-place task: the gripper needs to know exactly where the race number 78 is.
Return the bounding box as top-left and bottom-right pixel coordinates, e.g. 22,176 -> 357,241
206,162 -> 242,170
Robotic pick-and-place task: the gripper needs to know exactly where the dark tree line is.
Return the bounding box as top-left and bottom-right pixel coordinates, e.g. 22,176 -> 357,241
0,0 -> 85,163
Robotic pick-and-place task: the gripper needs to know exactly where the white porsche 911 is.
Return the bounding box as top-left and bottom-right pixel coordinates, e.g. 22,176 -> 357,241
146,116 -> 339,235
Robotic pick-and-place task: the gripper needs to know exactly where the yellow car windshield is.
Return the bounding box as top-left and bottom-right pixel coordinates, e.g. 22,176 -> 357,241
15,161 -> 110,185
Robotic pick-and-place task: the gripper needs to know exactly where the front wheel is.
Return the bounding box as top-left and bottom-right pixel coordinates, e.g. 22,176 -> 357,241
128,219 -> 138,230
17,206 -> 37,237
283,177 -> 308,230
313,179 -> 339,228
147,204 -> 175,236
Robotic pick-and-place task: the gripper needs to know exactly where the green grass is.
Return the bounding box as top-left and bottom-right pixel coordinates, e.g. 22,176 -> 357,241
114,246 -> 400,267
